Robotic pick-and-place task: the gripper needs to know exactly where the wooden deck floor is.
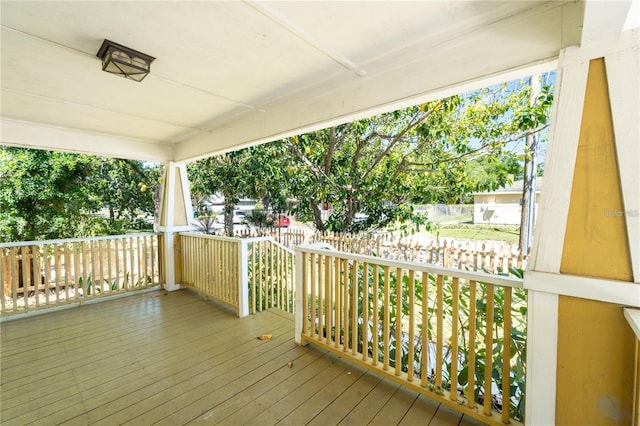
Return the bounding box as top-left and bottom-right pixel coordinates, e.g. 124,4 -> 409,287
1,290 -> 487,426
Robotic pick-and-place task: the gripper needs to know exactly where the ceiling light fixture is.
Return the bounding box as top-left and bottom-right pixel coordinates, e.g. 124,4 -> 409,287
96,39 -> 155,82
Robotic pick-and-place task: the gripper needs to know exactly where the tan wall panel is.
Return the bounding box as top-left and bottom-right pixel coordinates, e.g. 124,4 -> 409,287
560,58 -> 632,282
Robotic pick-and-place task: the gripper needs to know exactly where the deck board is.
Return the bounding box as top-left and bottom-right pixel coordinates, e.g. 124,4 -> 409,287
1,290 -> 486,426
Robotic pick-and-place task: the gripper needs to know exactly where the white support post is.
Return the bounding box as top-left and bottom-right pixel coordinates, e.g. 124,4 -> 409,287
524,290 -> 558,426
238,240 -> 250,318
162,232 -> 180,292
158,161 -> 194,292
294,246 -> 306,346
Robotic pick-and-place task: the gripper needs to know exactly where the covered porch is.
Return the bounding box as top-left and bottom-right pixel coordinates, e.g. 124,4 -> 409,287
2,1 -> 640,424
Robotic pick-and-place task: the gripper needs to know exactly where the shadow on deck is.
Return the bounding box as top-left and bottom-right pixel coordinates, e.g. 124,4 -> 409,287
0,290 -> 487,425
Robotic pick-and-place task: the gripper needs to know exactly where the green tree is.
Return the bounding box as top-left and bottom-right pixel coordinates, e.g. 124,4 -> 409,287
188,151 -> 251,235
90,158 -> 160,231
280,78 -> 551,231
0,146 -> 161,242
188,145 -> 291,235
186,75 -> 553,234
0,147 -> 99,241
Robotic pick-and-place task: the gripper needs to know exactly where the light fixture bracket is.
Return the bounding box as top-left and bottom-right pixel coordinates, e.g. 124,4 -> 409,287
96,39 -> 155,82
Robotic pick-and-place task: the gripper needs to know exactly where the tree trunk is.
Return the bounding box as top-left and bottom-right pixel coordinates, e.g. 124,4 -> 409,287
311,202 -> 325,231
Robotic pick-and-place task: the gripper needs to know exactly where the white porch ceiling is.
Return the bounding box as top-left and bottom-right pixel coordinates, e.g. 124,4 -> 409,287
0,0 -> 615,163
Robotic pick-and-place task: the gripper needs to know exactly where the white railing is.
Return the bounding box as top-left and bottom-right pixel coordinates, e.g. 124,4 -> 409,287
0,233 -> 161,316
295,244 -> 526,425
179,233 -> 295,317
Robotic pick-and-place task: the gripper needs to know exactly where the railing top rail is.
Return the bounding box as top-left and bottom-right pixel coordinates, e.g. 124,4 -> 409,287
180,232 -> 296,255
296,243 -> 524,289
0,232 -> 160,249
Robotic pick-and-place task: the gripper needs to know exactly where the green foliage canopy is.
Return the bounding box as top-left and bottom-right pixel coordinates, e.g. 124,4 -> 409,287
0,146 -> 160,242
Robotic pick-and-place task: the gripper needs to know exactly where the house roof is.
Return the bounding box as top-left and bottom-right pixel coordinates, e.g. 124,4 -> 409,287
474,178 -> 544,195
0,1 -> 636,163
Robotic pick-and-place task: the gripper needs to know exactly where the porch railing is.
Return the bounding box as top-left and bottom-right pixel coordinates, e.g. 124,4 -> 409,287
179,233 -> 295,316
295,244 -> 526,426
248,237 -> 295,314
0,233 -> 161,316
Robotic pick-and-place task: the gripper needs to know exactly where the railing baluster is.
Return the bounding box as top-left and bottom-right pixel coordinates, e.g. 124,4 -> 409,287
502,286 -> 513,423
64,243 -> 72,302
10,248 -> 18,311
342,258 -> 349,352
484,283 -> 495,416
421,271 -> 428,388
33,245 -> 41,308
436,274 -> 444,390
395,267 -> 403,376
334,256 -> 341,350
22,246 -> 30,309
301,251 -> 308,336
310,253 -> 316,338
383,265 -> 390,371
325,254 -> 332,345
351,260 -> 358,356
128,237 -> 135,288
467,280 -> 478,409
318,254 -> 324,342
407,269 -> 415,382
362,262 -> 369,362
450,277 -> 460,402
98,239 -> 105,293
372,264 -> 379,366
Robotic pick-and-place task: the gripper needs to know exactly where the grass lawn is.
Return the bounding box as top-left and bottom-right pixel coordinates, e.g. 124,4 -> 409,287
435,224 -> 520,242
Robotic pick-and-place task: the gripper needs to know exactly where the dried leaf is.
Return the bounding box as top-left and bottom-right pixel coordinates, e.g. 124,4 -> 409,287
257,334 -> 273,340
287,362 -> 293,368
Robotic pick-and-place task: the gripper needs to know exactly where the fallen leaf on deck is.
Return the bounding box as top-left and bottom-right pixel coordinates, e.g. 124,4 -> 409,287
257,334 -> 273,340
287,362 -> 293,368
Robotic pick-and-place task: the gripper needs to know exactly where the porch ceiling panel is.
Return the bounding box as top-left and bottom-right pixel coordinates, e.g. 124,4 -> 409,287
1,1 -> 589,162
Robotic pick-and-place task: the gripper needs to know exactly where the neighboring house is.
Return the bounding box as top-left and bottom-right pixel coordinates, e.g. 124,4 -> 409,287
473,178 -> 542,225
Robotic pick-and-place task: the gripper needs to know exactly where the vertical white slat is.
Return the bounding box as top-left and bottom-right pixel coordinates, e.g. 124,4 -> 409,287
435,274 -> 444,390
325,253 -> 333,345
407,269 -> 415,382
395,267 -> 403,376
21,246 -> 30,310
238,240 -> 249,318
294,247 -> 306,346
383,265 -> 390,371
351,260 -> 358,356
310,253 -> 317,338
362,262 -> 369,362
529,49 -> 589,273
42,244 -> 51,305
372,264 -> 379,367
11,248 -> 18,311
420,271 -> 428,387
129,236 -> 136,288
317,253 -> 324,340
335,256 -> 342,350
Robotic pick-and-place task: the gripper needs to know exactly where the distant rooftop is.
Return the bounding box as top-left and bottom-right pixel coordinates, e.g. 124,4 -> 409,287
474,178 -> 543,195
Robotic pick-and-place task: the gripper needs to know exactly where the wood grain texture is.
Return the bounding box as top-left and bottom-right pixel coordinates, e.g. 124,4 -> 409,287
0,290 -> 482,425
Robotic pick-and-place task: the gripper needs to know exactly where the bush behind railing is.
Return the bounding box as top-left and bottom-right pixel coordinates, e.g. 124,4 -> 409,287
299,249 -> 526,424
